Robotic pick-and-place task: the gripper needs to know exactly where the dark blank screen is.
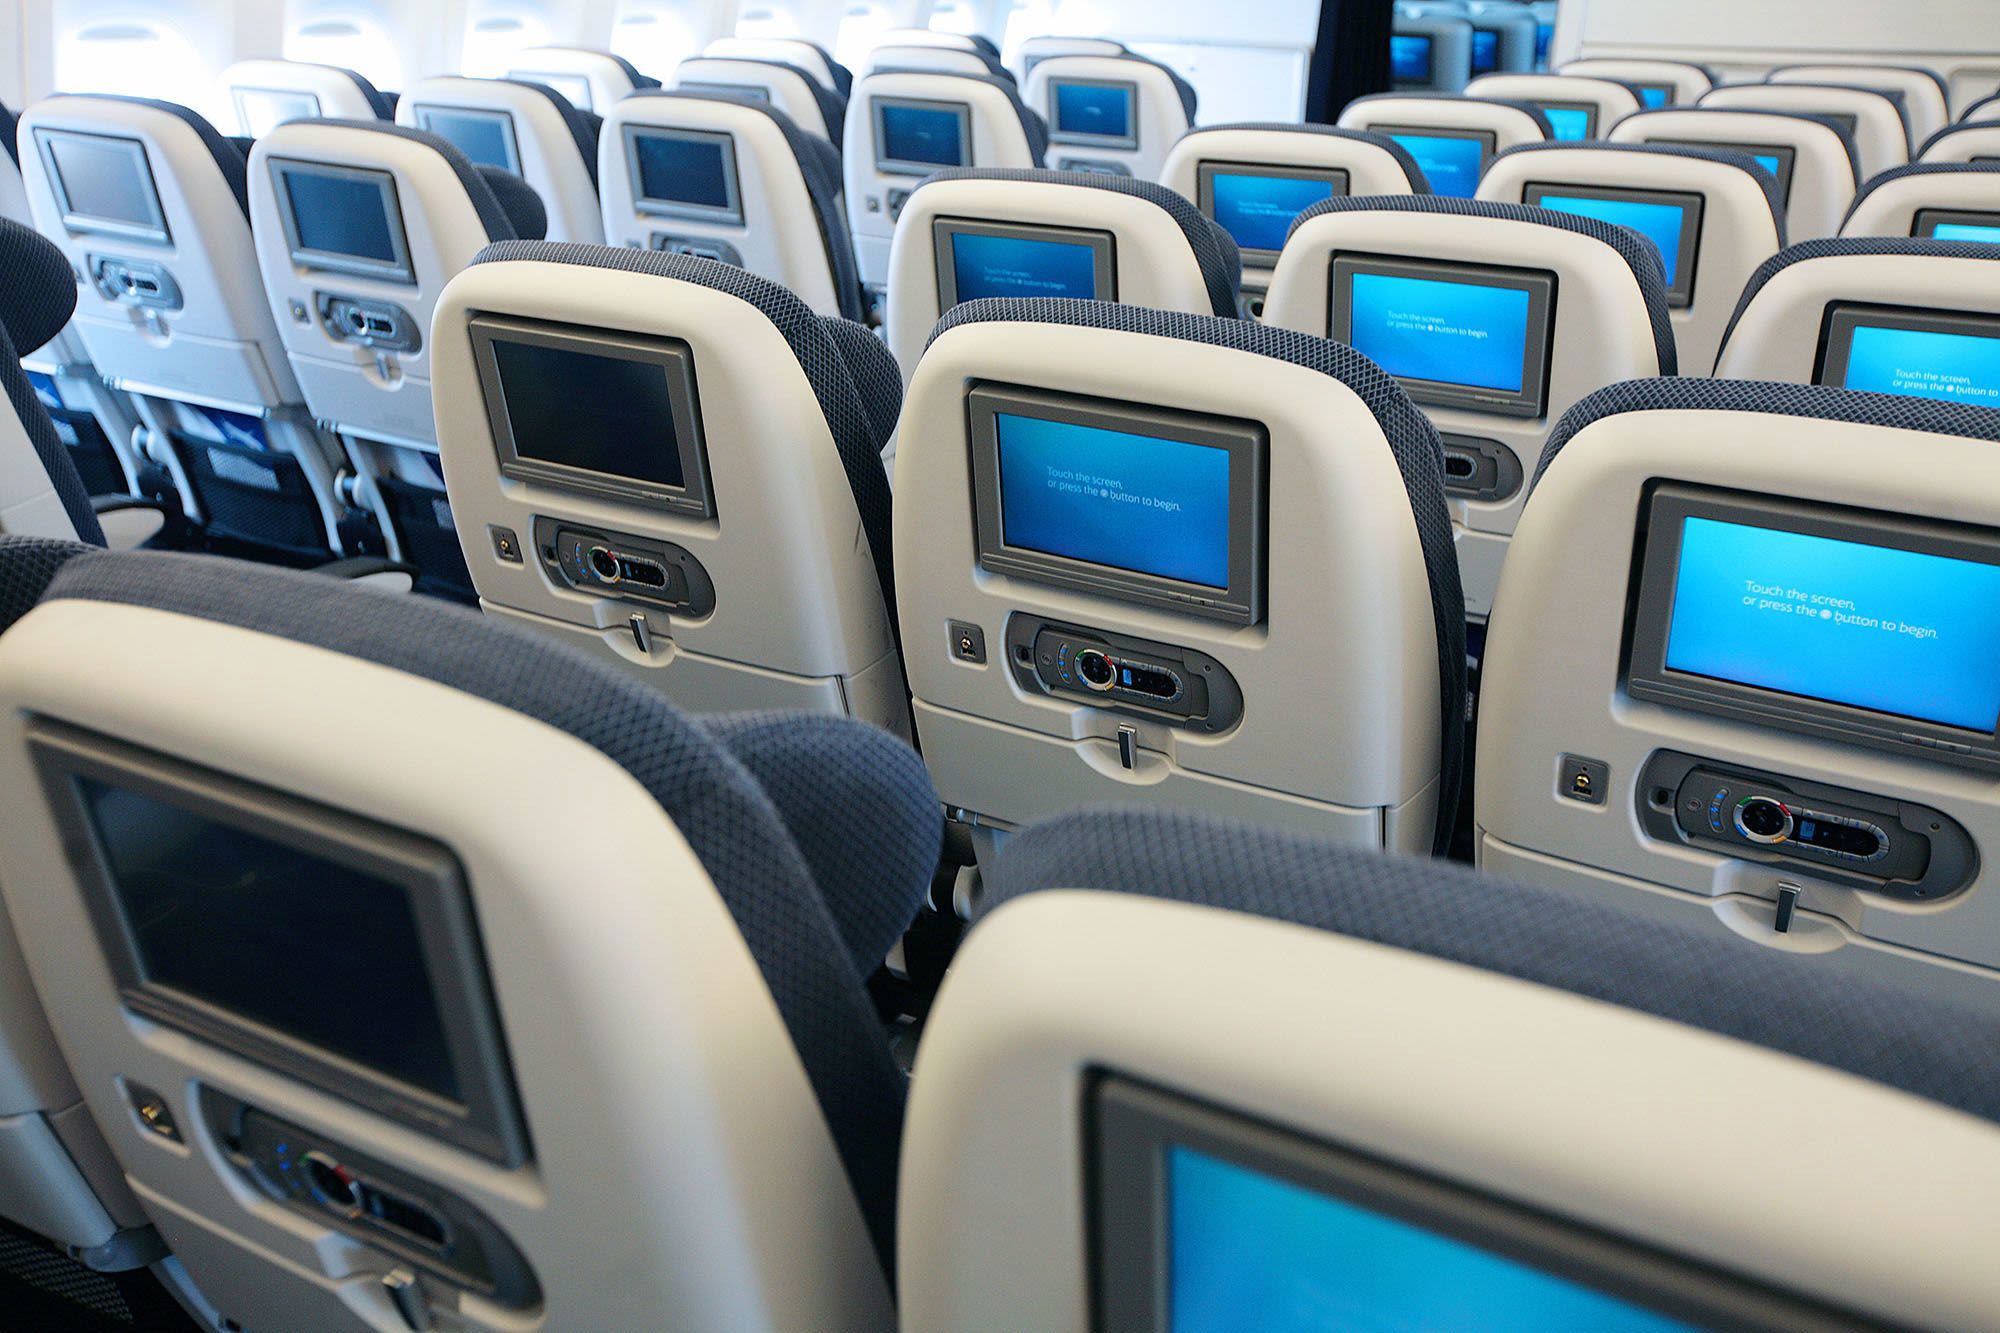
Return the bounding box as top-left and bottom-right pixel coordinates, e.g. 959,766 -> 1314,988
82,779 -> 459,1100
283,169 -> 398,262
492,338 -> 687,488
881,103 -> 966,166
49,136 -> 157,226
634,133 -> 731,207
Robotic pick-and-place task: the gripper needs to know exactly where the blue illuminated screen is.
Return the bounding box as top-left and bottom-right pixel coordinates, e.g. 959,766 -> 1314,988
1540,104 -> 1594,140
996,413 -> 1230,588
420,109 -> 514,170
1535,22 -> 1554,64
1749,151 -> 1784,177
1054,81 -> 1132,138
283,169 -> 396,262
1638,84 -> 1672,108
1168,1147 -> 1699,1333
1664,516 -> 2000,730
1839,324 -> 2000,409
1349,272 -> 1530,391
1387,132 -> 1484,197
1534,193 -> 1688,286
1932,222 -> 2000,244
1470,29 -> 1499,74
948,233 -> 1098,301
1391,34 -> 1432,82
879,102 -> 965,166
1209,172 -> 1340,252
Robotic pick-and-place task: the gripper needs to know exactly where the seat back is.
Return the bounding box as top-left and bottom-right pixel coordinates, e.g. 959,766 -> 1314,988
895,299 -> 1465,858
1611,106 -> 1859,239
1700,83 -> 1908,181
434,242 -> 906,728
1464,2 -> 1538,77
1479,142 -> 1785,373
1159,125 -> 1427,308
1261,195 -> 1674,618
1390,13 -> 1473,94
397,77 -> 605,245
1713,238 -> 2000,407
1920,121 -> 2000,164
600,92 -> 860,319
671,55 -> 847,141
0,543 -> 918,1330
1021,53 -> 1193,180
501,47 -> 657,113
220,59 -> 392,135
1466,72 -> 1643,141
1771,63 -> 1951,147
1013,34 -> 1126,82
1478,380 -> 2000,1012
1960,93 -> 2000,127
883,169 -> 1241,377
1841,162 -> 2000,240
1335,94 -> 1551,198
842,68 -> 1044,293
705,36 -> 851,95
1560,57 -> 1713,108
900,806 -> 2000,1331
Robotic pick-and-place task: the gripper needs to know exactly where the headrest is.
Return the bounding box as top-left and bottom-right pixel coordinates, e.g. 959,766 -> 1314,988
1963,93 -> 2000,125
475,166 -> 547,239
1845,160 -> 2000,226
682,57 -> 849,140
869,68 -> 1049,164
1288,194 -> 1679,373
926,298 -> 1467,853
50,94 -> 249,220
326,64 -> 396,119
981,804 -> 2000,1125
1491,139 -> 1789,246
0,218 -> 76,356
1621,106 -> 1863,184
1718,235 -> 2000,355
501,78 -> 604,189
1921,122 -> 2000,160
914,167 -> 1242,316
301,118 -> 518,243
875,42 -> 1014,82
1185,122 -> 1432,192
1341,92 -> 1557,139
1536,374 -> 2000,491
470,241 -> 897,625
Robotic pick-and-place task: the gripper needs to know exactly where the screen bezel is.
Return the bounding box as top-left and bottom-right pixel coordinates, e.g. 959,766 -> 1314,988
1196,160 -> 1350,264
1814,301 -> 2000,403
1371,123 -> 1497,196
269,158 -> 417,286
933,217 -> 1118,309
1047,77 -> 1140,149
1652,137 -> 1796,206
872,95 -> 973,176
412,103 -> 521,174
679,80 -> 771,103
968,382 -> 1267,626
33,128 -> 171,245
1390,34 -> 1436,87
470,313 -> 716,519
1329,253 -> 1557,418
1624,483 -> 2000,770
1912,207 -> 2000,241
622,124 -> 744,225
1091,1073 -> 1877,1333
231,86 -> 322,137
30,720 -> 530,1166
1535,99 -> 1600,140
1521,180 -> 1705,307
507,69 -> 593,110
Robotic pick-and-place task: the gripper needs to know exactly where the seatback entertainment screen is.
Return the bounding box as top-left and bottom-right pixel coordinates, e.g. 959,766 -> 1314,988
873,97 -> 972,175
1523,182 -> 1704,306
1330,255 -> 1556,417
1390,35 -> 1434,86
1914,208 -> 2000,245
414,104 -> 520,172
968,383 -> 1267,624
1815,303 -> 2000,410
1198,162 -> 1349,262
1376,125 -> 1493,199
1536,101 -> 1597,141
233,87 -> 321,137
1656,138 -> 1796,205
271,160 -> 415,285
1627,485 -> 2000,770
1470,28 -> 1500,76
1636,83 -> 1673,109
35,129 -> 170,244
1049,78 -> 1138,148
624,125 -> 743,224
933,218 -> 1116,308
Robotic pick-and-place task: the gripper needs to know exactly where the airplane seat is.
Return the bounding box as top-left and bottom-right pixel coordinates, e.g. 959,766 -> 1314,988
1919,121 -> 2000,163
1462,1 -> 1538,76
247,118 -> 532,598
1020,54 -> 1192,180
1464,72 -> 1645,141
1559,57 -> 1715,108
1478,376 -> 2000,1012
894,298 -> 1466,859
1013,35 -> 1127,82
0,221 -> 106,544
18,95 -> 365,564
1390,12 -> 1473,94
602,92 -> 864,320
1712,237 -> 2000,396
471,165 -> 548,239
1478,142 -> 1787,373
1769,63 -> 1951,147
433,241 -> 909,731
884,168 -> 1244,379
900,805 -> 2000,1331
0,542 -> 944,1329
705,36 -> 852,96
1959,93 -> 2000,126
865,43 -> 1012,82
221,59 -> 393,136
396,77 -> 606,244
1334,95 -> 1553,198
843,68 -> 1047,306
1261,194 -> 1676,620
1840,161 -> 2000,240
1699,83 -> 1909,181
1160,124 -> 1430,315
1611,107 -> 1860,239
497,48 -> 644,115
672,56 -> 848,142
